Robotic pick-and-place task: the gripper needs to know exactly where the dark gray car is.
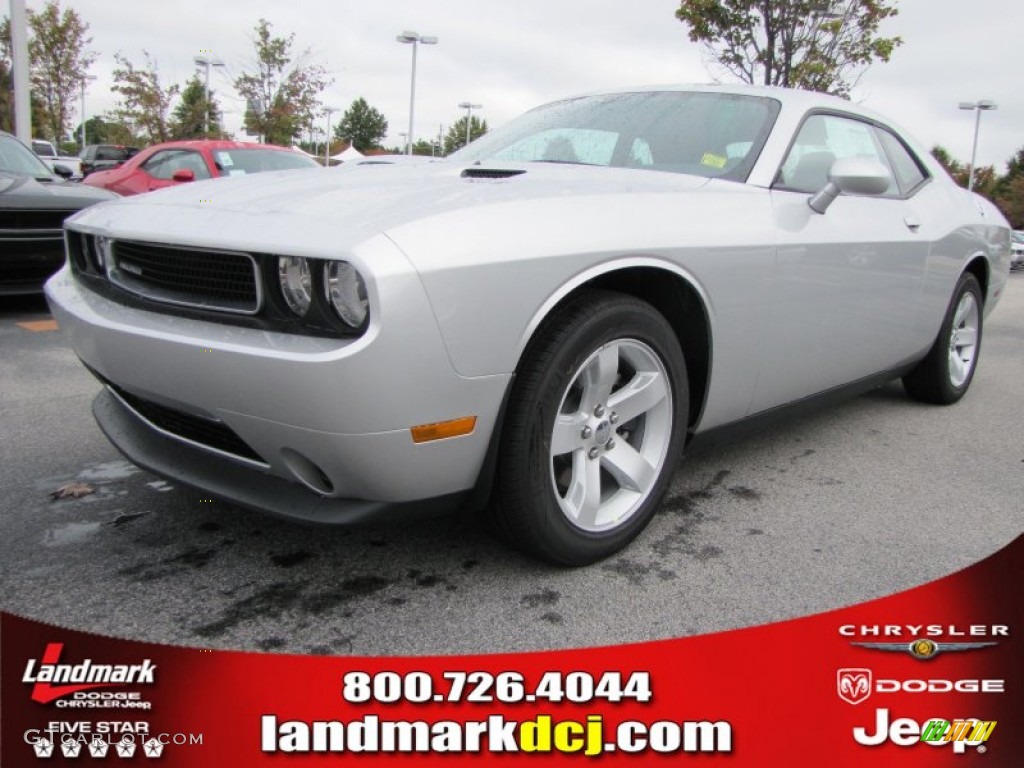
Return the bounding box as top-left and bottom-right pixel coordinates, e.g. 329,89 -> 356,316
1,131 -> 116,295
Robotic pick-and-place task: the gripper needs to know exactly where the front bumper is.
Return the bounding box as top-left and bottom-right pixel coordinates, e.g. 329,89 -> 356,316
92,388 -> 466,523
46,253 -> 511,523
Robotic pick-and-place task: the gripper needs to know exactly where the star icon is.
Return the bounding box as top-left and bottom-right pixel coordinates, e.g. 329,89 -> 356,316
89,737 -> 110,758
115,738 -> 137,758
61,739 -> 83,757
33,737 -> 55,758
143,738 -> 165,758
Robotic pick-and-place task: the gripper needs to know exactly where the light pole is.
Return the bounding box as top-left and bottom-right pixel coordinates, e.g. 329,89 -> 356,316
79,75 -> 96,149
958,100 -> 998,192
396,30 -> 438,156
458,102 -> 482,148
194,55 -> 225,137
323,107 -> 338,167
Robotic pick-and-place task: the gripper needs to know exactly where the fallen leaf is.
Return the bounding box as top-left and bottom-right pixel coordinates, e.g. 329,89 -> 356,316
50,482 -> 96,500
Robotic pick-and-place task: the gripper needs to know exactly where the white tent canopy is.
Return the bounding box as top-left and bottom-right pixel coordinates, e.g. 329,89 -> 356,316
331,145 -> 364,161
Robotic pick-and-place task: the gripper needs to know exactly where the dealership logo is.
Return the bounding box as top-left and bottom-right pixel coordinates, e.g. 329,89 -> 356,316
853,709 -> 996,754
22,643 -> 156,704
838,669 -> 872,705
837,669 -> 1004,704
850,639 -> 997,660
838,624 -> 1006,660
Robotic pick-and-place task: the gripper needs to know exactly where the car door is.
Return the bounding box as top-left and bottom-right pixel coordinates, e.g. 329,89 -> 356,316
752,112 -> 931,412
137,149 -> 213,193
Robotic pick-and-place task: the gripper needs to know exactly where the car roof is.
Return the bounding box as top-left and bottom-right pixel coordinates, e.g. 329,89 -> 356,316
568,83 -> 895,125
139,140 -> 297,153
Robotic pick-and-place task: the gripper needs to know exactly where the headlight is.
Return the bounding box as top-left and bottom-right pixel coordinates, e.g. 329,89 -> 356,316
324,261 -> 368,328
278,256 -> 312,316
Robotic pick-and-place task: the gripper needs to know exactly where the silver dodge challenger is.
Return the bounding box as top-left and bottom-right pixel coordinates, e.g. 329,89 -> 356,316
46,85 -> 1012,565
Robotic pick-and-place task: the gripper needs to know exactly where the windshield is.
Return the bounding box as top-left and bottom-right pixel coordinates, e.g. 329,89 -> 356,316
451,90 -> 780,181
1012,231 -> 1024,244
0,133 -> 56,178
212,148 -> 319,176
32,140 -> 56,157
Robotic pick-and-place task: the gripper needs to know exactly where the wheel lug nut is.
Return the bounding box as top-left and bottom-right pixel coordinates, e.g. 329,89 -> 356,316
594,404 -> 605,417
581,426 -> 592,439
588,447 -> 600,460
609,412 -> 619,424
605,439 -> 615,451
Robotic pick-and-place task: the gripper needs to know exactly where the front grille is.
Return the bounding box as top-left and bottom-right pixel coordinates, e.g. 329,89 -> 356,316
109,241 -> 260,314
0,237 -> 64,283
109,383 -> 266,464
0,209 -> 70,231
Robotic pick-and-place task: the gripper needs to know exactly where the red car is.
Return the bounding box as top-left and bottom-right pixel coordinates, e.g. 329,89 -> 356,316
81,140 -> 320,196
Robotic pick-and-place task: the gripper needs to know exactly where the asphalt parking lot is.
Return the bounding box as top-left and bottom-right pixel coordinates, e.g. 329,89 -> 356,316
2,272 -> 1021,656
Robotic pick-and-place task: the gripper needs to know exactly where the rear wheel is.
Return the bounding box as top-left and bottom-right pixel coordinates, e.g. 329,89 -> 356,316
903,272 -> 983,404
493,291 -> 688,565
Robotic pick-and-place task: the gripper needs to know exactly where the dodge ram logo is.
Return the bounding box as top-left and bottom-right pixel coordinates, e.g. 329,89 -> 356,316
838,668 -> 872,705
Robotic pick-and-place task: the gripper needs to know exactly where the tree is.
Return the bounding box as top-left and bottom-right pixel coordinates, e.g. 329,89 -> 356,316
444,115 -> 488,155
1,11 -> 77,137
0,27 -> 11,132
25,1 -> 95,141
234,18 -> 331,146
932,145 -> 1016,225
110,52 -> 179,144
172,75 -> 223,139
335,97 -> 387,152
675,0 -> 902,97
91,113 -> 138,145
411,138 -> 438,156
995,176 -> 1024,230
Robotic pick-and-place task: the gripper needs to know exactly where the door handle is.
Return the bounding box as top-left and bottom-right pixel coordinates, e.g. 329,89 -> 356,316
904,216 -> 921,232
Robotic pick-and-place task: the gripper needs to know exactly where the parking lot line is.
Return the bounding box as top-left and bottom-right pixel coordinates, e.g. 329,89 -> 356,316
17,319 -> 59,332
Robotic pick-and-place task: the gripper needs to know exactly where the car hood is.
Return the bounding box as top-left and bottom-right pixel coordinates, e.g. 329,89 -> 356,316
0,172 -> 116,209
67,162 -> 710,251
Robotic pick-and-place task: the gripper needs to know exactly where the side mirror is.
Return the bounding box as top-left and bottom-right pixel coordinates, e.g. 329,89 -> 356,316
808,157 -> 892,214
172,168 -> 195,182
52,163 -> 74,179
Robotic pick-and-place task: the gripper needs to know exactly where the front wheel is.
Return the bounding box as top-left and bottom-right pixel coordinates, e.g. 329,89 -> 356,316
492,291 -> 688,566
903,272 -> 983,404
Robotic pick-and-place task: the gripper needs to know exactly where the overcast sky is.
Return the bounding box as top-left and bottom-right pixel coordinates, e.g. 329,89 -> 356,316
26,0 -> 1022,169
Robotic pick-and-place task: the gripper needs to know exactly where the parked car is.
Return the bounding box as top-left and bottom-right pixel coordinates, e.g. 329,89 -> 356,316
31,139 -> 84,179
79,144 -> 139,178
0,131 -> 115,295
1011,230 -> 1024,270
81,140 -> 320,196
46,85 -> 1012,564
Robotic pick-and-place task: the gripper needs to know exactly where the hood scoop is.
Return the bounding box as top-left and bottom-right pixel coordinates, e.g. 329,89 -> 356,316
460,168 -> 526,180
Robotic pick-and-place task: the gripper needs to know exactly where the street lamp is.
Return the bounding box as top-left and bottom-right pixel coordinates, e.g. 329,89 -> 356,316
458,102 -> 482,148
194,55 -> 225,137
79,75 -> 97,149
322,107 -> 338,167
958,100 -> 998,192
396,30 -> 438,156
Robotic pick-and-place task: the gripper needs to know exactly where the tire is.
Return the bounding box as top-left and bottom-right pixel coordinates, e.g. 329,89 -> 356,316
903,272 -> 983,405
492,290 -> 688,566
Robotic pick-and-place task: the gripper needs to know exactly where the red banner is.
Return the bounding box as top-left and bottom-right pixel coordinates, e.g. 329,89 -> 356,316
3,535 -> 1020,766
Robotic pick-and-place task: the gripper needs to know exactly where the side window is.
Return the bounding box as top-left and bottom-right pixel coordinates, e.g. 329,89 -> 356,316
141,150 -> 212,180
777,114 -> 896,195
875,128 -> 928,195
